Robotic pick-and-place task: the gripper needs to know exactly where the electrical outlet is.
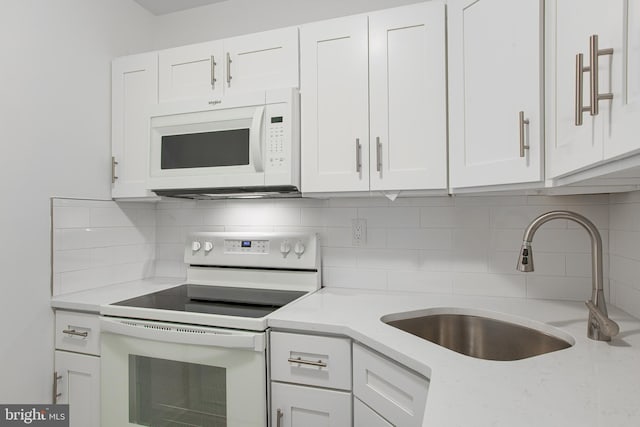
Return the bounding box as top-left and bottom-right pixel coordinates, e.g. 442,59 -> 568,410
352,219 -> 367,246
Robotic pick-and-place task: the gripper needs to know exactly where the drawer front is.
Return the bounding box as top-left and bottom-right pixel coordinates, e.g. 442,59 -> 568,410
55,311 -> 101,356
271,331 -> 351,390
271,382 -> 351,427
353,343 -> 428,427
354,397 -> 392,427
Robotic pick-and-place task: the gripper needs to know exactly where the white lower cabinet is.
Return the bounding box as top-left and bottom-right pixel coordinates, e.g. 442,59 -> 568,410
354,397 -> 392,427
353,343 -> 429,427
270,332 -> 430,427
54,310 -> 101,427
271,382 -> 351,427
54,350 -> 100,427
270,331 -> 353,426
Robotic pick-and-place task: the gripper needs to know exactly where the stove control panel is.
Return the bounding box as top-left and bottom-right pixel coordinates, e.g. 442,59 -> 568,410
185,232 -> 319,270
224,239 -> 270,254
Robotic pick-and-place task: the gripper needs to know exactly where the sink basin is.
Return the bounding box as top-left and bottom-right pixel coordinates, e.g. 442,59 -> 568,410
383,311 -> 572,361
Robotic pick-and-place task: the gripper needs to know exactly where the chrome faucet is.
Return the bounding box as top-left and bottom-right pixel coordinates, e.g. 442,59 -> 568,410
516,210 -> 619,341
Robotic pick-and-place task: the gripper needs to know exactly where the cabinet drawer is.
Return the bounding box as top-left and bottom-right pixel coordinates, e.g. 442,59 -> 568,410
271,382 -> 351,427
354,397 -> 392,427
271,332 -> 351,390
55,311 -> 101,356
353,343 -> 428,427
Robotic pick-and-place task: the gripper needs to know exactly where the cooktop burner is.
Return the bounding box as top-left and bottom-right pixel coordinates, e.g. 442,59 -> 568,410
112,284 -> 307,319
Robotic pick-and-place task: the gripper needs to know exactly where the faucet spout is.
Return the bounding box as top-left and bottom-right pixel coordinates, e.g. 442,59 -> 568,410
516,210 -> 619,341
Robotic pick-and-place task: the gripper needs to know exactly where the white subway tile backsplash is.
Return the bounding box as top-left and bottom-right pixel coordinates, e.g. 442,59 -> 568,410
356,249 -> 421,271
53,192 -> 631,308
526,276 -> 594,301
387,270 -> 453,294
52,199 -> 156,295
53,249 -> 93,273
323,267 -> 387,290
610,280 -> 640,319
452,273 -> 526,298
358,207 -> 420,228
53,207 -> 91,229
387,228 -> 452,250
322,247 -> 358,268
421,206 -> 490,228
301,207 -> 356,227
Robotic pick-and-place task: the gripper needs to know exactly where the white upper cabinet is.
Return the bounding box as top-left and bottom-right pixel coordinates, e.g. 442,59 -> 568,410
448,0 -> 543,190
369,3 -> 447,192
158,40 -> 223,103
301,3 -> 447,194
158,27 -> 299,103
224,27 -> 299,95
111,52 -> 158,199
300,15 -> 370,193
546,0 -> 623,178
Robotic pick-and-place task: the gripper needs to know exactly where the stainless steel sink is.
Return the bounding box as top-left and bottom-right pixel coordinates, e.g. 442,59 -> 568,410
383,312 -> 572,361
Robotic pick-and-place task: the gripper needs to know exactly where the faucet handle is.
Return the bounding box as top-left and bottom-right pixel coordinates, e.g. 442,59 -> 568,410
585,300 -> 620,338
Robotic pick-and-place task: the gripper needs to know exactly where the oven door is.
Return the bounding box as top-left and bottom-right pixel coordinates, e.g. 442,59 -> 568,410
148,99 -> 266,191
100,317 -> 266,427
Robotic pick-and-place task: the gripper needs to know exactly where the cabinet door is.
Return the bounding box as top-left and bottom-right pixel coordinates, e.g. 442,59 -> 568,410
604,0 -> 640,160
300,15 -> 370,193
271,382 -> 352,427
369,2 -> 447,191
547,0 -> 622,177
354,398 -> 392,427
449,0 -> 543,188
158,40 -> 224,103
224,27 -> 299,95
111,52 -> 158,199
54,350 -> 100,427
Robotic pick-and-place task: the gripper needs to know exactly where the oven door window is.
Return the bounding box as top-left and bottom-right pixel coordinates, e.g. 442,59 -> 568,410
160,128 -> 250,170
129,355 -> 227,426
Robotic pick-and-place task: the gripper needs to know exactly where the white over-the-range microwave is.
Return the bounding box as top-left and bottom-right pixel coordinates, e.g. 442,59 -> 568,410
148,88 -> 299,198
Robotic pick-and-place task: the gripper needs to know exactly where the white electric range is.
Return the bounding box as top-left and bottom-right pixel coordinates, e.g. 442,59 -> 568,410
99,232 -> 320,427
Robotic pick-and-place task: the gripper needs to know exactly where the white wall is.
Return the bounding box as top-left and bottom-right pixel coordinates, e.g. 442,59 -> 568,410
151,0 -> 424,48
0,0 -> 153,403
155,194 -> 610,302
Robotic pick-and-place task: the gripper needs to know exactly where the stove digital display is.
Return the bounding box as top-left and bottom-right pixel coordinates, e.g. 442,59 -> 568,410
241,240 -> 252,248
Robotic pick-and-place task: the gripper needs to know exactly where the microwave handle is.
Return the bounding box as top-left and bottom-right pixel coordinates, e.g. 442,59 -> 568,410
250,106 -> 265,172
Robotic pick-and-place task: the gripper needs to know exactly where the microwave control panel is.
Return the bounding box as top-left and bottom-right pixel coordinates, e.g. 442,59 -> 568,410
267,115 -> 287,170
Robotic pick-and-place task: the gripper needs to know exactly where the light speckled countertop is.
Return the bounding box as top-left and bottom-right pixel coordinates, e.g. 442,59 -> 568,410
268,288 -> 640,427
52,282 -> 640,426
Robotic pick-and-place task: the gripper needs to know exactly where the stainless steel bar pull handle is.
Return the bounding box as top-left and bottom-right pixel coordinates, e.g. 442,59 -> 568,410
276,409 -> 283,427
519,111 -> 530,157
210,55 -> 217,89
376,137 -> 382,173
575,53 -> 591,126
53,372 -> 62,403
287,357 -> 328,368
226,52 -> 232,87
589,34 -> 613,116
63,329 -> 88,338
356,138 -> 362,174
111,156 -> 118,184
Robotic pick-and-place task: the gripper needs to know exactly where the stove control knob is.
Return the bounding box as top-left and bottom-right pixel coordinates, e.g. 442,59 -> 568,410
294,241 -> 305,258
191,241 -> 202,252
203,241 -> 213,253
280,241 -> 291,257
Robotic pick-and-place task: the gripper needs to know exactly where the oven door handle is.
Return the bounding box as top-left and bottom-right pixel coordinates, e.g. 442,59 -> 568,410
100,317 -> 265,352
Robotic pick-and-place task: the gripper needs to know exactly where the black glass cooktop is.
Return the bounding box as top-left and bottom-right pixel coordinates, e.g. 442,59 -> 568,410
113,284 -> 307,318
